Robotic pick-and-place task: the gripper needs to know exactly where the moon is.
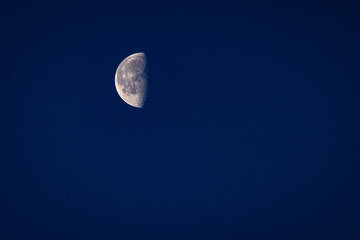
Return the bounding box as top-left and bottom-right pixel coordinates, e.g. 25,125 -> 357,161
115,52 -> 147,108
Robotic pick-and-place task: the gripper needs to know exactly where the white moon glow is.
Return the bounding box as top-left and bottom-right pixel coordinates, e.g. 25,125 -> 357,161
115,52 -> 147,108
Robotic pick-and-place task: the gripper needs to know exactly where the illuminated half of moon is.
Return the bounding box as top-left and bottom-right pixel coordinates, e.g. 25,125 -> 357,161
115,52 -> 147,108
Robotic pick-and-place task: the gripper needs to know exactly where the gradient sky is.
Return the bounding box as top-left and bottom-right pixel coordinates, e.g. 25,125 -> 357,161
1,0 -> 360,239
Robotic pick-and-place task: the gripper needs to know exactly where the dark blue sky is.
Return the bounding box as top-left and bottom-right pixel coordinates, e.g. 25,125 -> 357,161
1,0 -> 360,239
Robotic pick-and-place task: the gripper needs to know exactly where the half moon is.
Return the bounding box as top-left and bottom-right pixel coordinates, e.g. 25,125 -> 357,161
115,52 -> 147,108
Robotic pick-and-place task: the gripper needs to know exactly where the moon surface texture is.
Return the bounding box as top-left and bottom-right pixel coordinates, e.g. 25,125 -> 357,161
115,52 -> 147,108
